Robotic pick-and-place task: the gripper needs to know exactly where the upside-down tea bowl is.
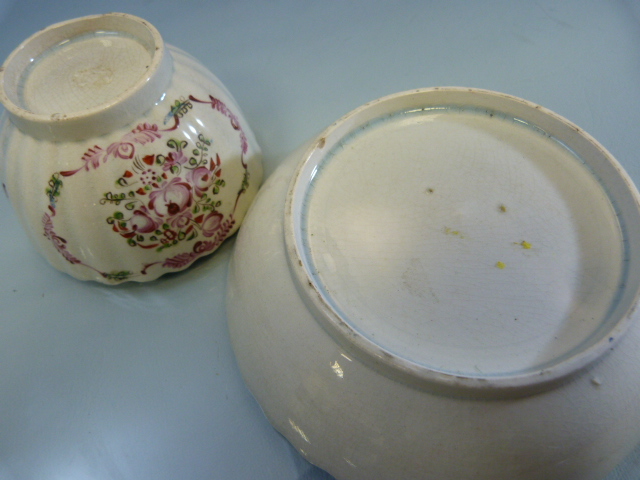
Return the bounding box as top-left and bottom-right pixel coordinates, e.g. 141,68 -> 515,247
227,87 -> 640,480
0,13 -> 262,283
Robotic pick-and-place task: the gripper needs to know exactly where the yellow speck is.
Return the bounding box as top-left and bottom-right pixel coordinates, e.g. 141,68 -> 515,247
520,240 -> 532,249
496,261 -> 506,269
499,204 -> 507,213
331,361 -> 344,379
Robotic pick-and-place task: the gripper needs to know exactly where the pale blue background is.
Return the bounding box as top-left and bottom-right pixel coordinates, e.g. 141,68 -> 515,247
1,1 -> 640,479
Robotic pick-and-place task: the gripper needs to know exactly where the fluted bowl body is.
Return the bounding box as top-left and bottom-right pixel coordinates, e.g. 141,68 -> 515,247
0,13 -> 262,283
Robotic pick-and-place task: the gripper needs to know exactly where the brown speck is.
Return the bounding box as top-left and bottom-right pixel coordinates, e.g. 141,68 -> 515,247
499,204 -> 507,213
317,137 -> 326,149
427,188 -> 434,194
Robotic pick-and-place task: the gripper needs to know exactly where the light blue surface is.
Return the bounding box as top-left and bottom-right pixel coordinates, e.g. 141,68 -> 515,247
1,1 -> 639,479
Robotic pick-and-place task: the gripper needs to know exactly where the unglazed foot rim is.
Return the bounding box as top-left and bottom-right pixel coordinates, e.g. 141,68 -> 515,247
0,13 -> 172,141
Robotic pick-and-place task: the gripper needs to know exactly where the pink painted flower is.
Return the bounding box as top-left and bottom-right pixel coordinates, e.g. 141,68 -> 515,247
162,150 -> 189,171
148,178 -> 193,218
186,166 -> 215,197
161,229 -> 178,243
193,240 -> 216,254
170,210 -> 193,229
106,141 -> 135,159
200,211 -> 223,237
130,206 -> 160,234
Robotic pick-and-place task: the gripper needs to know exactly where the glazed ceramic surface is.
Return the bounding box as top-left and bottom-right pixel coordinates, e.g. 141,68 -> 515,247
227,88 -> 640,480
2,3 -> 640,480
0,13 -> 262,283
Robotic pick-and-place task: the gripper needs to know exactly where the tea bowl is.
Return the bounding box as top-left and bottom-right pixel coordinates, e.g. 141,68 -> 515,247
227,88 -> 640,479
0,13 -> 262,283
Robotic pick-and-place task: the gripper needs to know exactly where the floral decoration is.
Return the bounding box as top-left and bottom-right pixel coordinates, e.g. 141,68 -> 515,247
42,94 -> 251,282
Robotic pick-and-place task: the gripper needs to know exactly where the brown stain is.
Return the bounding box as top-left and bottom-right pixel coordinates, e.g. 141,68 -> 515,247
317,137 -> 326,149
